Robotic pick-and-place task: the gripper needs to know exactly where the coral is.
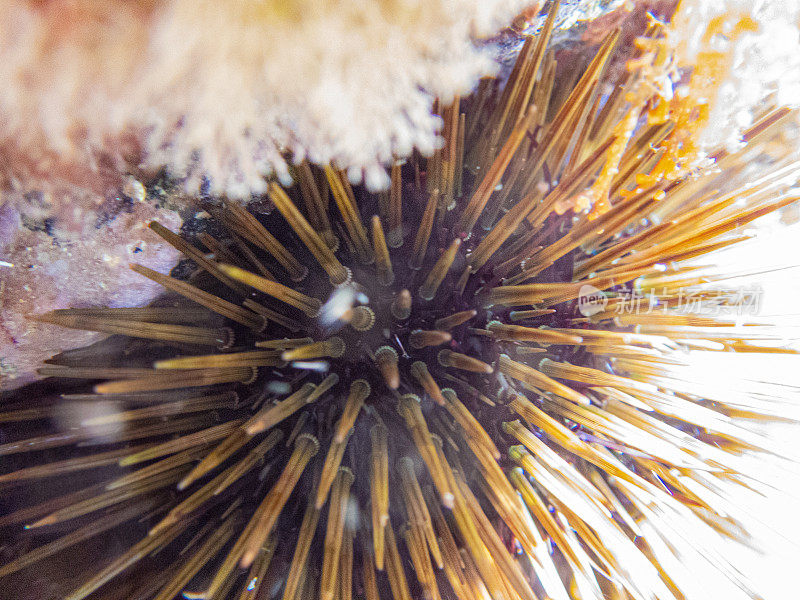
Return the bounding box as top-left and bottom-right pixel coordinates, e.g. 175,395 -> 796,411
0,0 -> 535,198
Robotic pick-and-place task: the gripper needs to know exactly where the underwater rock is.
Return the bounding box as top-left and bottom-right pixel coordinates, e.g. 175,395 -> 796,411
0,180 -> 181,391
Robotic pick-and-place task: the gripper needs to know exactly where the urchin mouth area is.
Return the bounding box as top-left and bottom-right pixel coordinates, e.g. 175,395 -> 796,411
276,191 -> 591,424
244,202 -> 576,418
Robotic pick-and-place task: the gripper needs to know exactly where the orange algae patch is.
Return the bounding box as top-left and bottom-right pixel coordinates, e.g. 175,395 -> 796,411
649,12 -> 762,181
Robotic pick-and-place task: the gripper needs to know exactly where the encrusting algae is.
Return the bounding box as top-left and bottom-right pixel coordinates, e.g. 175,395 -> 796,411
1,2 -> 799,600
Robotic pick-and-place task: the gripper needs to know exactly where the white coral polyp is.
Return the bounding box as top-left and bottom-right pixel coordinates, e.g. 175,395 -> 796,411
0,0 -> 532,197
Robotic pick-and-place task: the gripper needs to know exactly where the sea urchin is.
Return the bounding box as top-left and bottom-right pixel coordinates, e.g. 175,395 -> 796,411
1,7 -> 798,600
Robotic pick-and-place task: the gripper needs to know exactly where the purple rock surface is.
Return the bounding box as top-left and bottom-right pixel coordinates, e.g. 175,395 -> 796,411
0,180 -> 182,391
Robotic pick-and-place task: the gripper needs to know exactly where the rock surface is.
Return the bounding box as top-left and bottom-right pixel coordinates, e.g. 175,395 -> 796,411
0,176 -> 182,391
